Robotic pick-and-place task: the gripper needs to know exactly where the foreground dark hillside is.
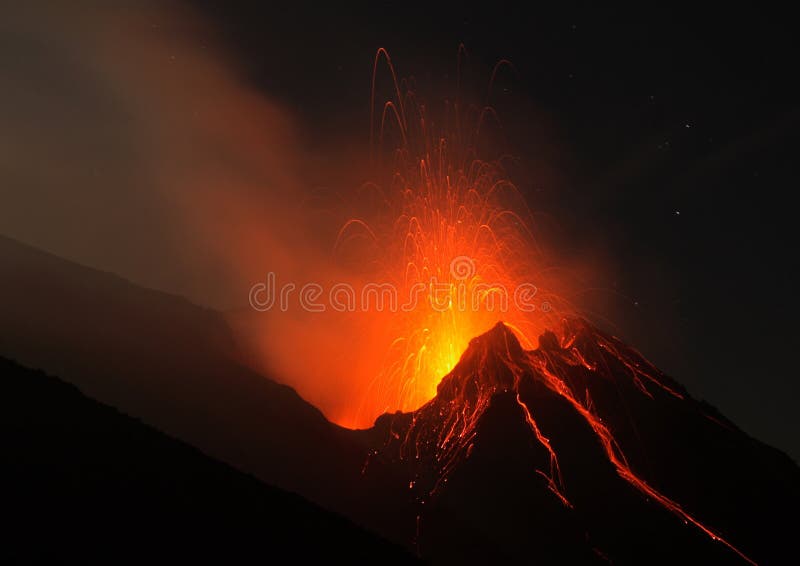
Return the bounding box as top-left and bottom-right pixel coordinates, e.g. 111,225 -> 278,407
1,357 -> 415,564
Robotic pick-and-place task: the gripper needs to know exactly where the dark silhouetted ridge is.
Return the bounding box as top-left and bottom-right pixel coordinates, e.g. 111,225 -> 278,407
1,356 -> 416,565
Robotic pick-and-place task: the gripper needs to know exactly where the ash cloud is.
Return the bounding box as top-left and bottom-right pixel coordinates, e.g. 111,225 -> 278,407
0,0 -> 329,307
0,1 -> 390,424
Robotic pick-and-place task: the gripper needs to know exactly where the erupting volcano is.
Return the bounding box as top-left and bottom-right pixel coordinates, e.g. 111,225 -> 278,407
224,50 -> 800,565
357,318 -> 797,564
4,5 -> 799,566
383,320 -> 751,560
266,52 -> 796,563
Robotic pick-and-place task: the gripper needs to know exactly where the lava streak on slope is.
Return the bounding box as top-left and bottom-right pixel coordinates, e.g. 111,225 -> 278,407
370,319 -> 757,564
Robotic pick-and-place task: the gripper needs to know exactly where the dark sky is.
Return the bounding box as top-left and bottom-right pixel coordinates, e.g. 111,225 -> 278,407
190,2 -> 800,457
2,2 -> 797,458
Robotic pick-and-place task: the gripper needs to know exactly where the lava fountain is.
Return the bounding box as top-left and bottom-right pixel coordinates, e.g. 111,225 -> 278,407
335,48 -> 570,425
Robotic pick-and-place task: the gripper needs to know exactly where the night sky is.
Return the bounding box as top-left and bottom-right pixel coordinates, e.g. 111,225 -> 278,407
189,3 -> 800,458
3,3 -> 798,458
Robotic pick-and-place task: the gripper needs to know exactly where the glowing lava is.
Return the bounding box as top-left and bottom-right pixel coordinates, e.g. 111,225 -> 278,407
387,320 -> 757,565
337,49 -> 566,424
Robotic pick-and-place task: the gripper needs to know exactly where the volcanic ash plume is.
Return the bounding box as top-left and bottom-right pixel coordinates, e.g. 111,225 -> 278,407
1,1 -> 312,307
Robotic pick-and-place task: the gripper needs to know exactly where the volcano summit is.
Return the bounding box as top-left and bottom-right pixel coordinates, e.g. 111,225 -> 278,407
363,320 -> 798,564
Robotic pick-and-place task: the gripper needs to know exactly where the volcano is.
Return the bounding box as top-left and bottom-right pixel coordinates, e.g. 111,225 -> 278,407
361,320 -> 799,565
3,238 -> 797,564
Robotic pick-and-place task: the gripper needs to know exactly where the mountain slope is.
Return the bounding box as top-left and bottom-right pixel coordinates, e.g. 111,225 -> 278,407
364,321 -> 800,564
1,356 -> 415,564
0,235 -> 366,514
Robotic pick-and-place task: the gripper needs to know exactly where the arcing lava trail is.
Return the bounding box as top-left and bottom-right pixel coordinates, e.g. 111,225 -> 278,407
334,49 -> 567,428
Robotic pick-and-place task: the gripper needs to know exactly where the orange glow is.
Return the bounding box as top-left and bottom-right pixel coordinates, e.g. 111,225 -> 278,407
220,48 -> 575,430
334,48 -> 568,425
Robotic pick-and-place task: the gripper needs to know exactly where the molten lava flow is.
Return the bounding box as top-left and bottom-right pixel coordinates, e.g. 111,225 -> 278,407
389,320 -> 757,565
534,328 -> 757,565
515,392 -> 572,508
337,49 -> 566,425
